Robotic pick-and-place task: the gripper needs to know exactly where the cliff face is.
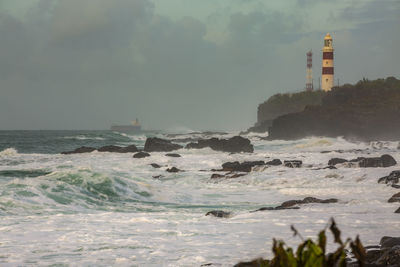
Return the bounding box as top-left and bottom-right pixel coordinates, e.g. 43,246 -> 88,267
268,77 -> 400,140
250,90 -> 325,132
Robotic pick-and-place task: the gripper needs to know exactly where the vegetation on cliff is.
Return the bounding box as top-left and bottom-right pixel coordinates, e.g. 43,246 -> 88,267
250,90 -> 326,132
266,77 -> 400,140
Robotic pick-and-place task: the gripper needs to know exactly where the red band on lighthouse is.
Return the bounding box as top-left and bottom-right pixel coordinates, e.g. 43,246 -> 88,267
323,52 -> 334,59
322,67 -> 334,75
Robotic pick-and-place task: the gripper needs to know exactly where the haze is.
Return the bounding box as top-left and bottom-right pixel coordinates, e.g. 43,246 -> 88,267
0,0 -> 399,131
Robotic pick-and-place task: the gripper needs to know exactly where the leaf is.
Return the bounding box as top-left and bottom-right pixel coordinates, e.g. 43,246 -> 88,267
350,236 -> 366,267
318,230 -> 327,255
291,225 -> 299,237
329,219 -> 343,245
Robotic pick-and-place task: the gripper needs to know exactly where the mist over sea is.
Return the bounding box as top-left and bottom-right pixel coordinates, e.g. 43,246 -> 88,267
1,130 -> 399,266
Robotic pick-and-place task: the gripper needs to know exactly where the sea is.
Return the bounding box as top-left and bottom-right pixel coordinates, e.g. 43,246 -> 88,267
0,130 -> 399,266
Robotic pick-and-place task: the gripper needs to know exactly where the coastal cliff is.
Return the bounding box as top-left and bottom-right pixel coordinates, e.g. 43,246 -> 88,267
268,77 -> 400,140
249,90 -> 325,132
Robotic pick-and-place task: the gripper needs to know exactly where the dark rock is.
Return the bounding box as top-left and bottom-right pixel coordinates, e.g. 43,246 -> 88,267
166,167 -> 181,173
228,173 -> 247,179
152,175 -> 163,179
150,163 -> 161,168
118,145 -> 139,153
395,207 -> 400,213
133,152 -> 150,158
97,145 -> 123,152
388,192 -> 400,203
144,137 -> 183,152
251,197 -> 337,212
252,206 -> 300,212
375,246 -> 400,266
280,197 -> 338,208
234,258 -> 269,267
205,210 -> 231,218
378,170 -> 400,185
317,165 -> 337,170
358,154 -> 397,167
380,237 -> 400,248
97,145 -> 138,153
364,249 -> 383,264
284,160 -> 302,168
211,173 -> 225,179
328,158 -> 348,166
165,153 -> 181,158
266,159 -> 282,166
221,161 -> 265,172
61,146 -> 96,154
168,137 -> 200,143
186,136 -> 254,153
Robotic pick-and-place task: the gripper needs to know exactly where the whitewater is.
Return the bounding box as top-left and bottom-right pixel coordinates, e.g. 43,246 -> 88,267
0,130 -> 399,266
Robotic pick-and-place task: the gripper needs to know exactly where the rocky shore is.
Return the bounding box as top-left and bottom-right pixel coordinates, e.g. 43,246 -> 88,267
59,133 -> 400,265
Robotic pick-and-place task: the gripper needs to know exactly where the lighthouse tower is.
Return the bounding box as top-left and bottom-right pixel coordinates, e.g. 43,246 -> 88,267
321,33 -> 334,91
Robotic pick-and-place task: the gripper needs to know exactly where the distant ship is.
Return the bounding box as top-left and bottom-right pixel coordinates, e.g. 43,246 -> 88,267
111,119 -> 141,134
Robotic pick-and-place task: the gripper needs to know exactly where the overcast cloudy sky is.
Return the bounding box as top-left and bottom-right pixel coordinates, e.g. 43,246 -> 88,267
0,0 -> 399,131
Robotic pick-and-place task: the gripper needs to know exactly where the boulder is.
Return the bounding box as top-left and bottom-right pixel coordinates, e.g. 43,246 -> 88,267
252,206 -> 300,212
133,152 -> 150,158
165,153 -> 181,158
358,154 -> 397,167
186,136 -> 254,153
395,207 -> 400,213
150,163 -> 161,168
63,144 -> 138,154
205,210 -> 231,218
211,173 -> 225,179
251,197 -> 337,212
221,161 -> 265,172
118,145 -> 139,153
284,160 -> 302,168
375,246 -> 400,266
380,237 -> 400,248
144,137 -> 183,152
280,197 -> 338,208
329,155 -> 397,168
229,173 -> 247,179
166,167 -> 181,173
266,159 -> 282,166
61,146 -> 96,154
97,145 -> 123,152
328,158 -> 348,166
388,192 -> 400,203
378,170 -> 400,185
363,249 -> 383,264
152,175 -> 163,179
234,258 -> 269,267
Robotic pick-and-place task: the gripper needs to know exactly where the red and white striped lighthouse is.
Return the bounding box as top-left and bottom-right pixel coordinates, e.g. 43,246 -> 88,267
322,33 -> 334,91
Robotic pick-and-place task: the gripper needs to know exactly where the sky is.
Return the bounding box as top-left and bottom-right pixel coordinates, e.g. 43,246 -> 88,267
0,0 -> 399,131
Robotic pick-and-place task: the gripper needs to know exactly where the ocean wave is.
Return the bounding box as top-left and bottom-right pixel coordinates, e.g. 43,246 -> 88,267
0,169 -> 52,178
61,135 -> 106,141
115,132 -> 147,141
0,148 -> 18,157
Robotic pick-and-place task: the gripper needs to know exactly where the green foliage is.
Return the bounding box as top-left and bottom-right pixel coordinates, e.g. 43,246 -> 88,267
258,90 -> 326,122
235,219 -> 366,267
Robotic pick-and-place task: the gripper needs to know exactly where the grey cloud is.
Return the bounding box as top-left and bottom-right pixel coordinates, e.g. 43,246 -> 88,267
0,0 -> 398,130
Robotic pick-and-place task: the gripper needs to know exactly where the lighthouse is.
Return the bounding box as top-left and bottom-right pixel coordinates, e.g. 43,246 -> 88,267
321,33 -> 334,91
